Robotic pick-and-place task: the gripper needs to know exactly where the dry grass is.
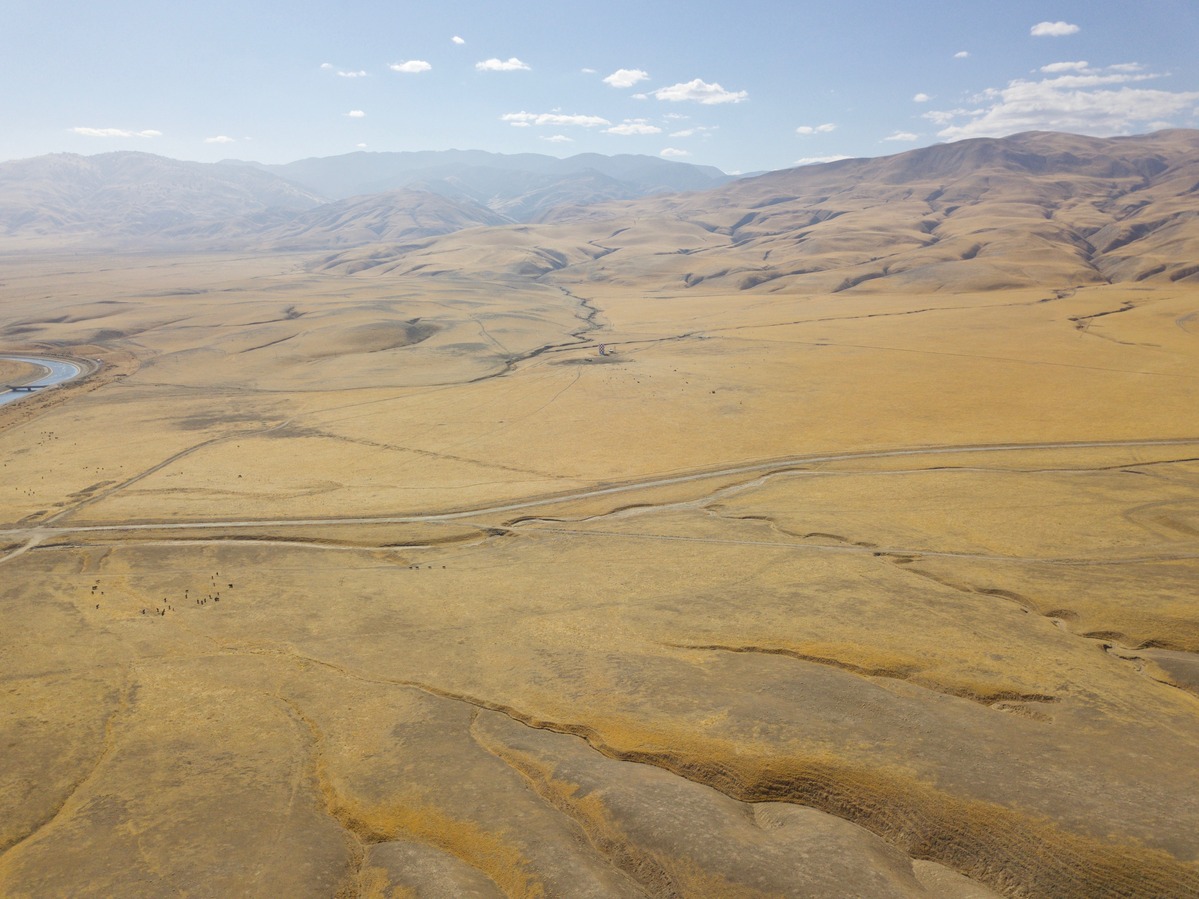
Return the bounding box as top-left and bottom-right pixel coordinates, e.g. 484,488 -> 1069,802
0,244 -> 1196,897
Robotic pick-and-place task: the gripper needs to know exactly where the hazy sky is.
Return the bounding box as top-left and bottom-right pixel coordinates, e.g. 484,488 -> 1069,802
4,0 -> 1198,172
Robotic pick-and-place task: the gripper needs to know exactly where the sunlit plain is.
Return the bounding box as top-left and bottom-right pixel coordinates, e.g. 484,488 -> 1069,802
2,133 -> 1199,897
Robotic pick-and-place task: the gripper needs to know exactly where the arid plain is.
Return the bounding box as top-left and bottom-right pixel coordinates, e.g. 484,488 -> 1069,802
2,132 -> 1199,897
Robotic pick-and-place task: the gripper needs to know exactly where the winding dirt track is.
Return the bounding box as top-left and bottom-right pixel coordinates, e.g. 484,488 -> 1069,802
2,437 -> 1196,545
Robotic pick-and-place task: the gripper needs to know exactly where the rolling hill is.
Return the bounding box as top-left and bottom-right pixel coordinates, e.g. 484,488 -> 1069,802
234,149 -> 733,202
314,129 -> 1199,293
4,132 -> 1198,294
3,129 -> 1199,899
0,149 -> 733,249
0,151 -> 324,242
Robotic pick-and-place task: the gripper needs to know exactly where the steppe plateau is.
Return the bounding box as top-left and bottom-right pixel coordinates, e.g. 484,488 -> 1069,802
1,131 -> 1199,897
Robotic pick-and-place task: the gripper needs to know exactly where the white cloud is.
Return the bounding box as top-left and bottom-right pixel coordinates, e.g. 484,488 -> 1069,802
884,131 -> 919,142
923,107 -> 984,125
1109,62 -> 1145,73
1047,72 -> 1155,89
1031,21 -> 1080,37
541,134 -> 573,143
452,35 -> 465,45
929,69 -> 1199,140
581,67 -> 597,74
390,60 -> 431,74
501,111 -> 610,127
606,120 -> 662,135
796,123 -> 836,135
357,143 -> 368,148
72,127 -> 161,138
321,64 -> 366,77
660,148 -> 690,157
1041,61 -> 1089,73
204,135 -> 236,144
476,57 -> 530,72
346,110 -> 366,118
954,51 -> 969,59
794,155 -> 852,166
669,125 -> 717,138
913,92 -> 931,103
603,68 -> 649,89
652,78 -> 748,104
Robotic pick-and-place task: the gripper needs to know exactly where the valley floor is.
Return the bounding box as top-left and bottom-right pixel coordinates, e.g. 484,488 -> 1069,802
1,251 -> 1197,897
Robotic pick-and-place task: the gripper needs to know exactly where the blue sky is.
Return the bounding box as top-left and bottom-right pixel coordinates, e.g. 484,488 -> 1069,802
4,0 -> 1198,173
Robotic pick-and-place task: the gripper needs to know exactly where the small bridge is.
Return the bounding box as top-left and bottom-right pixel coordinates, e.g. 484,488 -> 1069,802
6,385 -> 46,392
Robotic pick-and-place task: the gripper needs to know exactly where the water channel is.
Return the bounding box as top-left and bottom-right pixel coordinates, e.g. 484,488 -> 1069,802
0,355 -> 87,406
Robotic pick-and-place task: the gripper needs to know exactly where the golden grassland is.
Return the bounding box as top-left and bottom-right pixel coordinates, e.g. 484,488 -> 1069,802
0,247 -> 1197,897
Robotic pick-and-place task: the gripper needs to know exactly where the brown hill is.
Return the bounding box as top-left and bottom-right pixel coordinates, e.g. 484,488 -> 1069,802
315,130 -> 1199,293
0,150 -> 733,249
0,151 -> 324,244
248,189 -> 512,252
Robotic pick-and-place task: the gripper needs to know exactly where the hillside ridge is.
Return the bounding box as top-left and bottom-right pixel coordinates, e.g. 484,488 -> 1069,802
3,131 -> 1198,294
316,129 -> 1199,293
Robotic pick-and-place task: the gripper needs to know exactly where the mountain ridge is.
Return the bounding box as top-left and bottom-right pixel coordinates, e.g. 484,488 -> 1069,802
227,149 -> 732,200
3,131 -> 1198,295
0,148 -> 733,248
315,129 -> 1199,293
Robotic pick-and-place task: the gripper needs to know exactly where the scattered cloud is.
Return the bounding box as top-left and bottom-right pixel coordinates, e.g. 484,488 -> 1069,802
1031,21 -> 1080,37
72,127 -> 161,138
913,92 -> 931,103
606,119 -> 662,135
451,35 -> 465,45
884,131 -> 919,142
476,57 -> 530,72
954,51 -> 969,59
928,66 -> 1199,140
1109,62 -> 1146,73
923,108 -> 975,126
204,135 -> 236,144
652,78 -> 748,104
581,67 -> 597,74
603,68 -> 649,89
1041,61 -> 1089,73
796,123 -> 836,135
541,134 -> 573,143
669,125 -> 717,138
321,64 -> 367,77
793,155 -> 852,166
346,110 -> 366,118
501,111 -> 610,127
660,147 -> 690,157
390,60 -> 431,74
357,143 -> 368,148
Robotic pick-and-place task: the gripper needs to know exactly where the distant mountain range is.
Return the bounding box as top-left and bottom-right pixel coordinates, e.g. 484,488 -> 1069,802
0,151 -> 322,242
313,129 -> 1199,292
0,149 -> 733,249
3,132 -> 1199,294
232,149 -> 733,204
